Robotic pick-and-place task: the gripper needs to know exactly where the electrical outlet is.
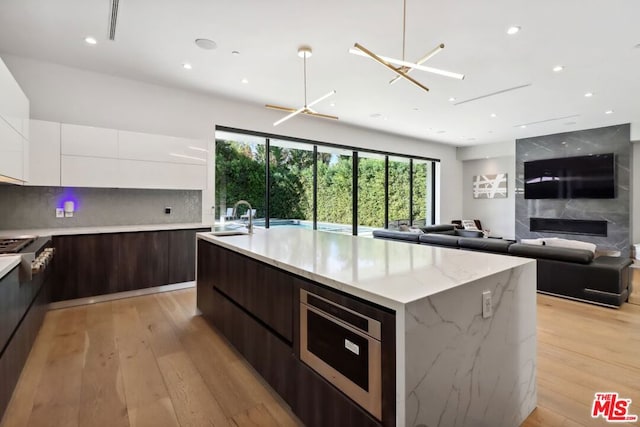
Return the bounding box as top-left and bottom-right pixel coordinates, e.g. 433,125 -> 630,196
56,208 -> 64,218
482,290 -> 492,318
165,206 -> 172,215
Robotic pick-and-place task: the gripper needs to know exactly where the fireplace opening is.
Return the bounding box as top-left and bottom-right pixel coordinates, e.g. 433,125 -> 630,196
529,218 -> 607,237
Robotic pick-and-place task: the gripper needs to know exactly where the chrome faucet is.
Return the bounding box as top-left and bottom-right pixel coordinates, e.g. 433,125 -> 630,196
232,200 -> 253,234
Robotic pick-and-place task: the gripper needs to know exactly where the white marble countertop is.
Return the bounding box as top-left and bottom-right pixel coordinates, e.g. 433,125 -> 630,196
197,228 -> 534,308
0,255 -> 21,280
0,223 -> 212,237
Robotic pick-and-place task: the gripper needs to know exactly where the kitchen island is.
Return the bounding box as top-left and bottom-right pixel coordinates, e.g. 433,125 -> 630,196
196,228 -> 537,427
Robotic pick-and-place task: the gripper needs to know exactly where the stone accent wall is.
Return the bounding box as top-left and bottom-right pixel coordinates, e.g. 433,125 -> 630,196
515,124 -> 631,256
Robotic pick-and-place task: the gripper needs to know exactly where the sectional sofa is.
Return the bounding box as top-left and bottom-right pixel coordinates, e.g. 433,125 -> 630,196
373,227 -> 632,307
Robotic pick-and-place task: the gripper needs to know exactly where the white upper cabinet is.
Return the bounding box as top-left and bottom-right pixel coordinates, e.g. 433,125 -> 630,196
61,124 -> 118,158
0,57 -> 29,182
118,130 -> 208,165
27,120 -> 60,186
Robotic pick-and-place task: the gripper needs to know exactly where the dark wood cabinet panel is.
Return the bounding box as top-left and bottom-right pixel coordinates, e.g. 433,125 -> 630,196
196,239 -> 216,321
52,234 -> 119,302
117,231 -> 169,292
168,229 -> 209,284
204,243 -> 293,342
290,359 -> 381,427
210,288 -> 294,402
0,268 -> 51,420
54,228 -> 206,302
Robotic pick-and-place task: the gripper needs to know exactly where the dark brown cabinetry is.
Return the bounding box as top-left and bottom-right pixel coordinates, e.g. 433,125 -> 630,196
52,228 -> 208,302
197,239 -> 396,427
118,231 -> 169,291
0,264 -> 51,420
53,233 -> 119,300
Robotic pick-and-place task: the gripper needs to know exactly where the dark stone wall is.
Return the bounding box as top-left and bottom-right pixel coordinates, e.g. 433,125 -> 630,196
515,124 -> 631,256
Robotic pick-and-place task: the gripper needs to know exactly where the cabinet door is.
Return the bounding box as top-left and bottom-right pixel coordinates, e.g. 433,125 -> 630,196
61,155 -> 119,187
208,243 -> 293,342
0,58 -> 29,139
118,159 -> 206,190
168,229 -> 208,284
27,120 -> 60,186
52,234 -> 119,301
61,124 -> 118,158
0,117 -> 23,181
117,232 -> 169,292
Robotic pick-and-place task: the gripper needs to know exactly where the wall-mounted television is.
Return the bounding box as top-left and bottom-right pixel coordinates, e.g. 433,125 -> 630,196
524,153 -> 615,199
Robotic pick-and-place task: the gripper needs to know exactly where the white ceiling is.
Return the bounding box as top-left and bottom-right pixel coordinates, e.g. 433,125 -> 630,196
0,0 -> 639,147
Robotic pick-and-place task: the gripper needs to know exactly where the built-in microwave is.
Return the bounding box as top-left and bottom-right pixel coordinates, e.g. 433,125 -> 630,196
299,289 -> 382,420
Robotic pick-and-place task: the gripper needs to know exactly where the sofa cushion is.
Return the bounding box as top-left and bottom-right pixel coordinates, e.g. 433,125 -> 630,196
420,224 -> 456,233
458,237 -> 514,253
455,229 -> 484,238
542,237 -> 597,254
419,233 -> 460,247
372,229 -> 421,243
508,243 -> 594,264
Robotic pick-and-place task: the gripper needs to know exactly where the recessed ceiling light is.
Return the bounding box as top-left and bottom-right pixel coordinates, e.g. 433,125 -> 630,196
182,63 -> 192,70
467,137 -> 476,141
520,125 -> 527,128
413,107 -> 420,111
232,50 -> 240,55
584,92 -> 593,97
561,141 -> 567,145
634,43 -> 640,49
507,26 -> 521,35
241,78 -> 249,84
448,97 -> 456,102
195,38 -> 217,50
565,121 -> 577,125
436,130 -> 446,134
605,110 -> 614,114
490,113 -> 497,118
84,36 -> 97,45
370,113 -> 382,118
553,65 -> 564,72
329,102 -> 336,107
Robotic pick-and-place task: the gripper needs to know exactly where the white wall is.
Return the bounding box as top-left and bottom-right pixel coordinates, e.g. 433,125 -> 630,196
1,54 -> 462,225
461,157 -> 516,239
456,141 -> 516,239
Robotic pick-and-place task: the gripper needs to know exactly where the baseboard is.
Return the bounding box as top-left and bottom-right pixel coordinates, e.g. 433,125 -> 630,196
48,281 -> 196,310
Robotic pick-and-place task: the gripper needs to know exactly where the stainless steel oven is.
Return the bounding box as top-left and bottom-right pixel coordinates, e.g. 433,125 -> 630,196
299,289 -> 382,420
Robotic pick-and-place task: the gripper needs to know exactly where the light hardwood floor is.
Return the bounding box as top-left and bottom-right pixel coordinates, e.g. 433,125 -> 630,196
1,290 -> 639,427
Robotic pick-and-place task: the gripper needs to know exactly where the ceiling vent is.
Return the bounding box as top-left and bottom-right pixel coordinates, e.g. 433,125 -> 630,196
514,114 -> 580,128
454,84 -> 532,106
109,0 -> 119,40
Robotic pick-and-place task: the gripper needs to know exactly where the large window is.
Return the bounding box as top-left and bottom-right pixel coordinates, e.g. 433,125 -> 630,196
269,139 -> 314,222
215,128 -> 437,234
388,157 -> 411,229
317,147 -> 352,233
215,131 -> 266,220
357,153 -> 386,231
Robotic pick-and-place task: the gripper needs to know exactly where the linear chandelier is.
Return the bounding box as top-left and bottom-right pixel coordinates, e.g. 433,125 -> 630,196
266,46 -> 338,127
349,0 -> 464,92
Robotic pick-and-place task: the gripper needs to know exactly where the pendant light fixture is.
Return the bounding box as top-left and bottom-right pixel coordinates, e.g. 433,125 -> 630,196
266,46 -> 338,126
349,0 -> 464,92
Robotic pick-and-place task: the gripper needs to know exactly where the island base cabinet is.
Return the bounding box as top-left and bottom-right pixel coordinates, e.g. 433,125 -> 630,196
207,288 -> 383,427
209,288 -> 295,402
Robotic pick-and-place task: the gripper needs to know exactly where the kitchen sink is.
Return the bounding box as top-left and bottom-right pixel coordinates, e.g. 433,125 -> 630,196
209,230 -> 250,237
209,224 -> 250,236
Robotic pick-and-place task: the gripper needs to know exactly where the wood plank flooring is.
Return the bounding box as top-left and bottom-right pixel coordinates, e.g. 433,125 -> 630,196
1,290 -> 639,427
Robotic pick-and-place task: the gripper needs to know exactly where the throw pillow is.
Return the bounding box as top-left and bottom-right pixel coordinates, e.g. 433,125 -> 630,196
542,237 -> 596,254
521,238 -> 545,246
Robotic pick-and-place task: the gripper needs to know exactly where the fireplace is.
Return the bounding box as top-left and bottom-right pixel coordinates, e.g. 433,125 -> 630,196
529,218 -> 608,237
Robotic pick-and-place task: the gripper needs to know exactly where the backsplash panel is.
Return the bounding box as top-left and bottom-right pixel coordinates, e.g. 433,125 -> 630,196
0,186 -> 201,230
515,124 -> 631,257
